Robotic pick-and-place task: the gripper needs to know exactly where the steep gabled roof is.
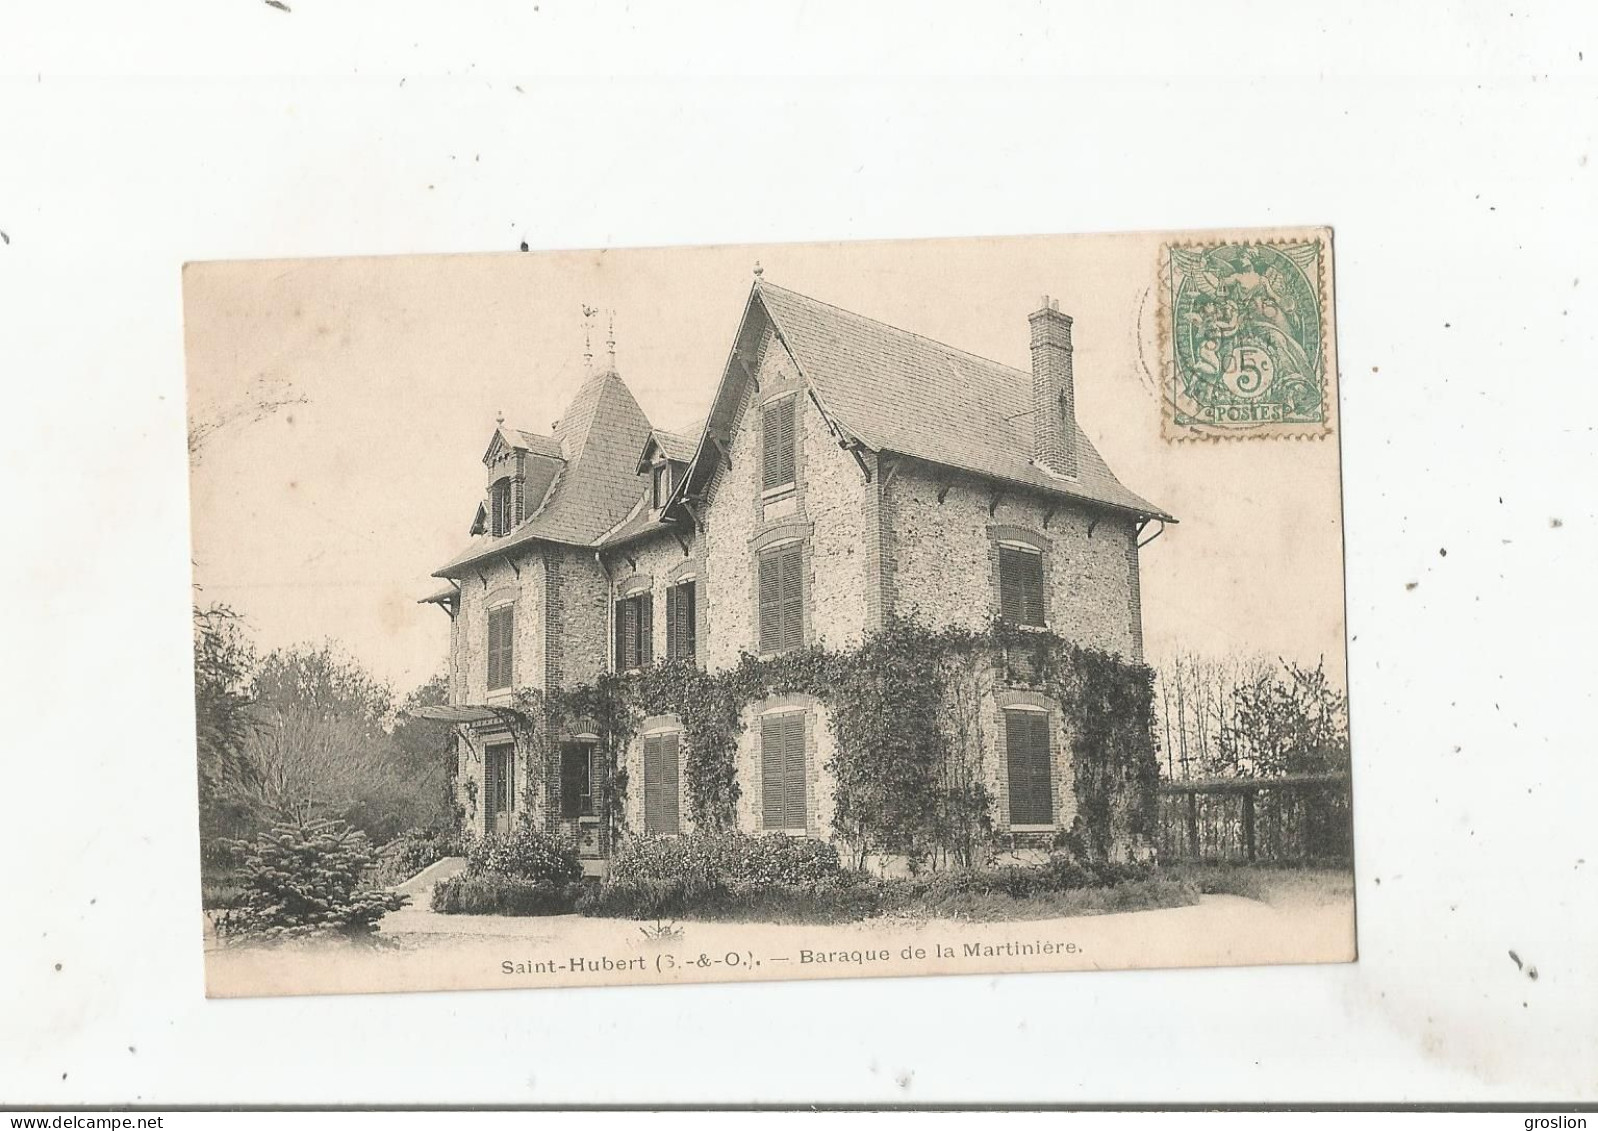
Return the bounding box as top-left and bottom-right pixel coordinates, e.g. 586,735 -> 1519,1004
635,420 -> 704,473
515,430 -> 564,460
748,281 -> 1173,522
482,424 -> 564,464
435,368 -> 654,576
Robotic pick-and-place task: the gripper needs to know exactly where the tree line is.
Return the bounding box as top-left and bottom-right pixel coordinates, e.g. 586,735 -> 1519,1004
193,603 -> 454,884
1151,653 -> 1350,780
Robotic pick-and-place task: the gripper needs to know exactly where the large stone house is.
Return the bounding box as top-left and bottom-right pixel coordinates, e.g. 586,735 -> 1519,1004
419,276 -> 1174,871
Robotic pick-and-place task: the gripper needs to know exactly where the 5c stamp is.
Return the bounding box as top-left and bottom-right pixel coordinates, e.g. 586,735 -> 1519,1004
1160,237 -> 1333,441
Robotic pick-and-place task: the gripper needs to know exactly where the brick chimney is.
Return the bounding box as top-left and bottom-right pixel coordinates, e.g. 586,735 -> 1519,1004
1028,295 -> 1078,478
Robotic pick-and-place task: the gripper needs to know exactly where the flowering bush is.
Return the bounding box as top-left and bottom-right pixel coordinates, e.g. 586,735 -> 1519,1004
611,832 -> 842,888
466,825 -> 583,886
217,819 -> 407,941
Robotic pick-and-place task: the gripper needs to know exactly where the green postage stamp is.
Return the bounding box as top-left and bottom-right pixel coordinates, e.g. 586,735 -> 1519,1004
1160,233 -> 1335,440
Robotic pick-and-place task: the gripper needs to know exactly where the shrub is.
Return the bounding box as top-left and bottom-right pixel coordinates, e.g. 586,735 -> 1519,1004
579,875 -> 879,923
217,819 -> 407,942
372,826 -> 462,887
467,825 -> 583,886
431,875 -> 582,916
611,832 -> 842,888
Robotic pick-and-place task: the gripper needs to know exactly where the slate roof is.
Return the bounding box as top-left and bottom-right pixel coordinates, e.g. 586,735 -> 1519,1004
432,280 -> 1171,584
484,424 -> 564,463
513,430 -> 564,460
753,282 -> 1173,522
651,423 -> 701,464
434,367 -> 655,576
593,489 -> 674,549
636,419 -> 704,473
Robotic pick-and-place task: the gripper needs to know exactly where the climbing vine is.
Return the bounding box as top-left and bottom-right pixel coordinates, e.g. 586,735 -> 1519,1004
473,617 -> 1160,870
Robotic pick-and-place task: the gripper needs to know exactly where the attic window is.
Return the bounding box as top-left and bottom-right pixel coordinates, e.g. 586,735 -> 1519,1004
761,396 -> 797,494
490,479 -> 512,537
651,462 -> 672,510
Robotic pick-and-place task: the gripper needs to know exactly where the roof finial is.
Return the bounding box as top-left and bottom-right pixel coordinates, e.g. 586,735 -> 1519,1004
495,409 -> 505,426
606,309 -> 616,367
753,259 -> 764,278
581,304 -> 597,374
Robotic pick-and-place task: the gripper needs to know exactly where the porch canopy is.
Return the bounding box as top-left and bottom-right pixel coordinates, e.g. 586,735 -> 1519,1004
405,704 -> 507,724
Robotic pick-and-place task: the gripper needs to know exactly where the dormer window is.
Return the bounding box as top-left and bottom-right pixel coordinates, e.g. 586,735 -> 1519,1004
490,479 -> 512,537
651,462 -> 672,510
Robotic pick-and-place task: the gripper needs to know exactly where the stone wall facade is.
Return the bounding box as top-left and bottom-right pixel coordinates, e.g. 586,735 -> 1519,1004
885,462 -> 1142,661
700,327 -> 871,669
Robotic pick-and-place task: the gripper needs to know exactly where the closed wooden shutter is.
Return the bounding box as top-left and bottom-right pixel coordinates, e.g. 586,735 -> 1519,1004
491,480 -> 509,536
758,556 -> 782,654
999,546 -> 1045,626
762,397 -> 796,491
760,715 -> 785,829
761,712 -> 807,830
1005,710 -> 1054,825
486,610 -> 499,689
779,547 -> 803,652
665,585 -> 678,661
782,712 -> 806,830
614,600 -> 628,670
487,606 -> 514,689
638,592 -> 653,666
643,732 -> 680,835
666,582 -> 696,662
678,582 -> 696,660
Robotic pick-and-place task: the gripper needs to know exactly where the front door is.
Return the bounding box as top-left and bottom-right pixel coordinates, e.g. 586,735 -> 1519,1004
485,743 -> 515,836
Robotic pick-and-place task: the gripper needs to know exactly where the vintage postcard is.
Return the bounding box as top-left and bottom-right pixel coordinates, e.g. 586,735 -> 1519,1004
186,228 -> 1354,998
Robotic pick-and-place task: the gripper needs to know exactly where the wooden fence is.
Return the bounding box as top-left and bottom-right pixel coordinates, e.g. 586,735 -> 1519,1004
1154,773 -> 1352,864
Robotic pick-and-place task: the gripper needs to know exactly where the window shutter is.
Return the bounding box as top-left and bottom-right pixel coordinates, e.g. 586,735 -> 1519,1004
486,611 -> 498,689
620,598 -> 639,669
760,715 -> 786,829
780,546 -> 804,652
643,735 -> 662,833
660,731 -> 680,834
1022,553 -> 1044,626
614,600 -> 628,670
639,592 -> 653,666
502,607 -> 514,688
998,548 -> 1023,623
681,581 -> 696,660
783,712 -> 807,831
487,606 -> 513,689
1005,711 -> 1054,825
665,585 -> 678,661
762,402 -> 779,490
778,398 -> 796,486
762,397 -> 796,490
999,547 -> 1045,626
758,556 -> 782,654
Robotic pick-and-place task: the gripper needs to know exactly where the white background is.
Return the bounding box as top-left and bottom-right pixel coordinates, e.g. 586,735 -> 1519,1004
2,0 -> 1595,1106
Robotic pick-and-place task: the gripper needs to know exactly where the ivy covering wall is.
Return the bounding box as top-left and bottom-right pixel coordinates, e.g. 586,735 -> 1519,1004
481,618 -> 1160,869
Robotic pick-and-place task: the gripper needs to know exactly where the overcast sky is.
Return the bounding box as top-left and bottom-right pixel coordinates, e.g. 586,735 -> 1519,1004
184,232 -> 1346,697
